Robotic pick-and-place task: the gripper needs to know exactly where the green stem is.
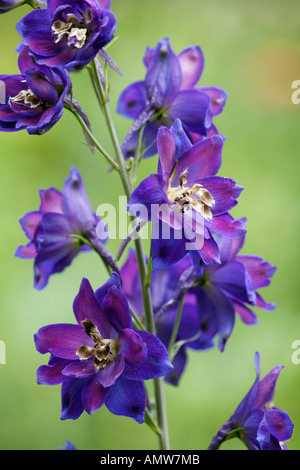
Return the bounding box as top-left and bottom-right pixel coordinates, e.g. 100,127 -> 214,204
65,104 -> 120,172
168,295 -> 185,357
90,59 -> 170,450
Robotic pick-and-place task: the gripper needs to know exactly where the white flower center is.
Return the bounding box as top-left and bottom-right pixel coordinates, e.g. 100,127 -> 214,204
10,89 -> 42,108
167,169 -> 215,220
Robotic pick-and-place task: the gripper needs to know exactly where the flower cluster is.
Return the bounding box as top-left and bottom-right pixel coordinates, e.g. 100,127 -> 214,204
1,0 -> 294,451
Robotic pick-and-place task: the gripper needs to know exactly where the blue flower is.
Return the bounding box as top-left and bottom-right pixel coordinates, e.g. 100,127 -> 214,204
16,0 -> 117,71
15,166 -> 109,290
208,352 -> 294,450
127,119 -> 245,273
34,274 -> 173,423
120,235 -> 276,385
117,38 -> 227,159
0,46 -> 71,134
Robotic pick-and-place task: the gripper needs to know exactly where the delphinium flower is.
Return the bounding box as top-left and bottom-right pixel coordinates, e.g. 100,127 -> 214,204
16,0 -> 117,71
0,46 -> 71,134
117,37 -> 228,159
120,232 -> 276,385
34,274 -> 173,423
15,166 -> 114,290
127,119 -> 245,274
208,352 -> 294,450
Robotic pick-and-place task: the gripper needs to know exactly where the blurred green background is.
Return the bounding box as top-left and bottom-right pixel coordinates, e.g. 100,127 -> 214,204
0,0 -> 299,451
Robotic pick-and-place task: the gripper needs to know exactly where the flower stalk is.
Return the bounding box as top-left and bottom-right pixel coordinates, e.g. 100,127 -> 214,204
90,58 -> 170,450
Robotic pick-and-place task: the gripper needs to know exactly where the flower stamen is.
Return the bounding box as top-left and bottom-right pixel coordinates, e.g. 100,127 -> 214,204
76,319 -> 118,369
168,169 -> 215,219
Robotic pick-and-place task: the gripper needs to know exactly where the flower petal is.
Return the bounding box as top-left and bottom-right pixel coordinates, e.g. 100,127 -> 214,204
105,376 -> 146,423
116,81 -> 147,120
197,86 -> 228,116
178,45 -> 205,90
34,323 -> 93,359
95,272 -> 133,330
60,378 -> 86,420
235,255 -> 277,289
122,329 -> 173,381
81,373 -> 108,415
173,135 -> 224,185
145,37 -> 182,108
73,277 -> 111,339
168,89 -> 211,136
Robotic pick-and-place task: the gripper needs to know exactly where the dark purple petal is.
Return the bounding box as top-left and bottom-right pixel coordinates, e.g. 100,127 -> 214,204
33,240 -> 81,290
212,260 -> 256,305
145,38 -> 182,108
168,89 -> 211,136
152,229 -> 188,270
36,356 -> 71,385
242,408 -> 265,450
195,284 -> 235,351
81,373 -> 108,415
25,70 -> 58,102
198,176 -> 243,216
95,273 -> 133,330
120,249 -> 144,317
60,378 -> 86,420
105,376 -> 146,423
122,329 -> 173,381
62,360 -> 97,378
116,81 -> 147,120
34,323 -> 93,359
170,118 -> 193,158
157,126 -> 176,177
119,329 -> 148,367
98,353 -> 125,388
197,86 -> 228,116
62,167 -> 97,235
164,347 -> 187,386
178,45 -> 205,90
196,235 -> 221,265
73,278 -> 111,338
172,135 -> 224,185
206,213 -> 247,239
128,173 -> 167,217
264,407 -> 294,442
254,365 -> 284,409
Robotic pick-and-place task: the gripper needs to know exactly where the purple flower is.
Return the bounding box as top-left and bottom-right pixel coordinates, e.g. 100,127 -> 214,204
34,274 -> 173,423
127,119 -> 245,273
16,0 -> 117,71
0,0 -> 24,13
120,235 -> 276,384
208,352 -> 294,450
15,166 -> 109,290
0,46 -> 71,134
117,38 -> 227,159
